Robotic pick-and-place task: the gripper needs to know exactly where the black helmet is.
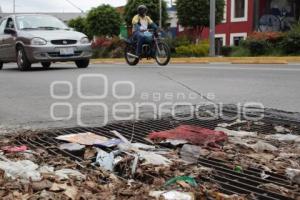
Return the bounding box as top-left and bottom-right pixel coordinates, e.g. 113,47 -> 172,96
137,5 -> 148,16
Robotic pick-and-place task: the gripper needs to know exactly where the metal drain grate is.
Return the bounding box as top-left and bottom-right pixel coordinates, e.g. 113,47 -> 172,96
11,110 -> 300,200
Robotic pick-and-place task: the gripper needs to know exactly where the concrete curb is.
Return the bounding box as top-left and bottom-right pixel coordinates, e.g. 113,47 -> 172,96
91,57 -> 300,65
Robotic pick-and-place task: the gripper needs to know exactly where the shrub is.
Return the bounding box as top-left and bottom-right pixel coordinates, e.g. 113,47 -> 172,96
164,37 -> 176,53
230,46 -> 251,57
176,41 -> 209,57
68,17 -> 90,37
92,37 -> 113,48
165,35 -> 193,54
241,39 -> 271,56
230,47 -> 250,57
229,28 -> 300,56
87,5 -> 122,37
91,36 -> 125,58
232,31 -> 284,56
110,37 -> 125,50
92,48 -> 111,58
280,25 -> 300,55
111,47 -> 124,58
174,35 -> 193,47
221,46 -> 233,57
248,32 -> 284,43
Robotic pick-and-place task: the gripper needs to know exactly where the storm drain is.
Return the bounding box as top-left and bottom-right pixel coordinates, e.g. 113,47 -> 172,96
11,109 -> 300,200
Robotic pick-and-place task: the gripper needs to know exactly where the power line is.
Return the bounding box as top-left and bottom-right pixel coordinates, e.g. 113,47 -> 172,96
64,0 -> 84,13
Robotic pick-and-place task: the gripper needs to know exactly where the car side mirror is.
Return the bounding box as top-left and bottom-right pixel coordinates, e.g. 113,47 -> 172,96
4,28 -> 16,35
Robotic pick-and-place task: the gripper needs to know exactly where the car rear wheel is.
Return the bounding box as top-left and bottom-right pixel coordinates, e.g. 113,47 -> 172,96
17,46 -> 31,71
41,62 -> 51,69
75,59 -> 89,68
0,62 -> 3,70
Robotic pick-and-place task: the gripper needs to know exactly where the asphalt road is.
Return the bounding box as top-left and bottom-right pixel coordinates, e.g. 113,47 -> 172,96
1,63 -> 300,130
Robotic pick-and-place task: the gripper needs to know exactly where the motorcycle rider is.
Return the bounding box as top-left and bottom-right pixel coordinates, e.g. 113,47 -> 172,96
132,5 -> 158,58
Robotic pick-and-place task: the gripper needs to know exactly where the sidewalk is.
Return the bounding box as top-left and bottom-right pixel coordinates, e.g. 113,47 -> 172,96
91,56 -> 300,65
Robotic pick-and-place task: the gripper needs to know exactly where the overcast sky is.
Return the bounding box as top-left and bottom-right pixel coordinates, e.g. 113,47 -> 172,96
0,0 -> 128,13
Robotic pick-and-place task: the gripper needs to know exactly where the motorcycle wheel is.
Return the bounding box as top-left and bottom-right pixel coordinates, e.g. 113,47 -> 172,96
125,45 -> 139,66
155,42 -> 171,66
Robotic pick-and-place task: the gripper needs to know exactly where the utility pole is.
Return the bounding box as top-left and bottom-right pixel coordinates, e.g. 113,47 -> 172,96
159,0 -> 162,27
209,0 -> 216,57
13,0 -> 16,13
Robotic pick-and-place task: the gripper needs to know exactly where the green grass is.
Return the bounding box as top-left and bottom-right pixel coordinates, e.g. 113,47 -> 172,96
230,46 -> 251,57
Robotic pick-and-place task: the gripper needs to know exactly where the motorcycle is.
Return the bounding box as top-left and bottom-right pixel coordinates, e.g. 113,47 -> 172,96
124,30 -> 171,66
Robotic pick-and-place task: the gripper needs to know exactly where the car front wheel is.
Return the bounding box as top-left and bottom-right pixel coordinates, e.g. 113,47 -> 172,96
41,62 -> 51,69
17,46 -> 31,71
75,59 -> 90,68
0,62 -> 3,70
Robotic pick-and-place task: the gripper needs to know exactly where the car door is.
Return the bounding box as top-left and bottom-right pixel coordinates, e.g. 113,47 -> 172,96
2,17 -> 17,61
0,18 -> 8,61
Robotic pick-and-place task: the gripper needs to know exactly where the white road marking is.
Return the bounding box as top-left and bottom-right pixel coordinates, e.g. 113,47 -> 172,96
162,65 -> 300,72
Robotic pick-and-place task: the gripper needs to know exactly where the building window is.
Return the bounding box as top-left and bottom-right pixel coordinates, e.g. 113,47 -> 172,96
235,0 -> 245,18
215,34 -> 226,46
231,0 -> 248,22
233,36 -> 243,45
215,34 -> 226,55
222,0 -> 227,23
230,33 -> 247,46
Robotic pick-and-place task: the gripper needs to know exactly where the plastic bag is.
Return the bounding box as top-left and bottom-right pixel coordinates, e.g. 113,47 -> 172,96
0,160 -> 41,182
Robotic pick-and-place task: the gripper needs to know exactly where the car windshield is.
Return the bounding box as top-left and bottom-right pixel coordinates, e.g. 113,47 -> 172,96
16,15 -> 68,30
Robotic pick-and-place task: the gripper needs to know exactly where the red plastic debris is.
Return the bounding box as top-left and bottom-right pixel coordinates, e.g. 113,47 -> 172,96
148,125 -> 228,147
2,145 -> 28,153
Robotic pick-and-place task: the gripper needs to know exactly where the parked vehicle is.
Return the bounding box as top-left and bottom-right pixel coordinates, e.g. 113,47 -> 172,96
0,14 -> 92,71
124,30 -> 171,66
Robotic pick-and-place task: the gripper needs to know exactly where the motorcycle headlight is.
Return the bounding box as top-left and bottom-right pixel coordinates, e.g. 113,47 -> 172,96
31,38 -> 47,45
80,37 -> 90,44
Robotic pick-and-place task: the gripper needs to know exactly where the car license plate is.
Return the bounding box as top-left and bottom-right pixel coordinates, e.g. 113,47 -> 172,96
59,48 -> 74,55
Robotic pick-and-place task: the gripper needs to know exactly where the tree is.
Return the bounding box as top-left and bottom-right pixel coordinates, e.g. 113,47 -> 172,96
124,0 -> 168,28
68,17 -> 89,36
86,5 -> 122,37
176,0 -> 225,41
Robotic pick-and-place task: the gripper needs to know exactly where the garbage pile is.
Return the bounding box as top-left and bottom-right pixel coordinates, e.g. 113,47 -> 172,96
0,119 -> 299,200
214,121 -> 300,175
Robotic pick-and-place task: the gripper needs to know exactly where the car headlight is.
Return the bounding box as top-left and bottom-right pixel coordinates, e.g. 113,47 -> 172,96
80,37 -> 90,44
31,38 -> 47,45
